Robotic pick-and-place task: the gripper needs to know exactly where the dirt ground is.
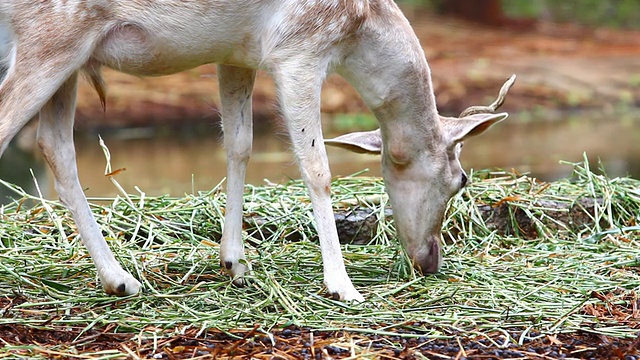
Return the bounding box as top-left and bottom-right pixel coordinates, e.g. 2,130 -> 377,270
72,12 -> 640,131
1,324 -> 639,359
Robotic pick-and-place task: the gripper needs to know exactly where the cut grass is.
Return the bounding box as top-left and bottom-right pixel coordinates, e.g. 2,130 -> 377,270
0,154 -> 639,357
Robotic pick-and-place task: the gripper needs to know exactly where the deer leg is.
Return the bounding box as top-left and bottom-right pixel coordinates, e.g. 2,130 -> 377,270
217,65 -> 256,285
0,58 -> 62,156
272,61 -> 364,302
37,72 -> 141,296
0,32 -> 91,155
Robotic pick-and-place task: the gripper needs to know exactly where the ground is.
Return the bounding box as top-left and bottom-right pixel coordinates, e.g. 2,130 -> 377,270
2,312 -> 639,359
72,13 -> 640,131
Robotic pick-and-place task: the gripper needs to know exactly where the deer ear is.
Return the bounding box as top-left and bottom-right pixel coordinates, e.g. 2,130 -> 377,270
324,129 -> 382,154
441,112 -> 508,143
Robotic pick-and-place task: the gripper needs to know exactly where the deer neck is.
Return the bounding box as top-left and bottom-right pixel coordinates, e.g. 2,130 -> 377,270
337,0 -> 443,148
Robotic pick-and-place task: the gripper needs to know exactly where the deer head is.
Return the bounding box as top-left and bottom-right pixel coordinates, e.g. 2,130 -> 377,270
326,75 -> 516,273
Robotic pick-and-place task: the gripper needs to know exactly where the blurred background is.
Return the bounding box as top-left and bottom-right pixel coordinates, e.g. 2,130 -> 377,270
1,0 -> 639,203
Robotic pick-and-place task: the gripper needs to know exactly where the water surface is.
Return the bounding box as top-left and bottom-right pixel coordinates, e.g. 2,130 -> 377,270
1,110 -> 638,203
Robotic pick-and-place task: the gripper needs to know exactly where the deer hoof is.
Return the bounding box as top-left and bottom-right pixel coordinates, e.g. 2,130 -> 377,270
220,258 -> 250,286
102,271 -> 141,296
328,288 -> 365,303
325,279 -> 365,302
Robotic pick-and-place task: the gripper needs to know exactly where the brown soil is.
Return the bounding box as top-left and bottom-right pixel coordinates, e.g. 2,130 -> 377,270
73,14 -> 640,131
2,323 -> 639,359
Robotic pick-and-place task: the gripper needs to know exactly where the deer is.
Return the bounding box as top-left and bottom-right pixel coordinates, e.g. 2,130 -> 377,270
0,0 -> 514,302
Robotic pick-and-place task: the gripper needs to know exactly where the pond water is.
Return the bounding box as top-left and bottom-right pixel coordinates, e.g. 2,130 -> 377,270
0,109 -> 639,204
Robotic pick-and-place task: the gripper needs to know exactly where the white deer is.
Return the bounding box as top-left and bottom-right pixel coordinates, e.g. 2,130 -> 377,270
0,0 -> 513,301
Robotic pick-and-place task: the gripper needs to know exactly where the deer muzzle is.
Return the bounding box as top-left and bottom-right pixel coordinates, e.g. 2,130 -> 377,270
407,235 -> 442,274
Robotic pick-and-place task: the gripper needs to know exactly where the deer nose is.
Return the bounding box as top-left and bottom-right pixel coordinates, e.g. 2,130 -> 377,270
411,237 -> 442,274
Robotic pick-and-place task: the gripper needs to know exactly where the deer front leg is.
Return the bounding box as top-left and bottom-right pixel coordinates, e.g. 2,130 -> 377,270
218,65 -> 256,285
37,73 -> 141,296
273,61 -> 364,302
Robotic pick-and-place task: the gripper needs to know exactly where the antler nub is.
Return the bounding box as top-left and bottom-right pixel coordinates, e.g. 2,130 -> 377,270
459,74 -> 516,117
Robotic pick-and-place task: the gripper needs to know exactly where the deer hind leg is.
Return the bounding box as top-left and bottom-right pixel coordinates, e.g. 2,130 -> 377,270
0,52 -> 61,156
0,31 -> 140,295
217,65 -> 256,285
272,60 -> 364,302
37,72 -> 141,296
0,31 -> 87,155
